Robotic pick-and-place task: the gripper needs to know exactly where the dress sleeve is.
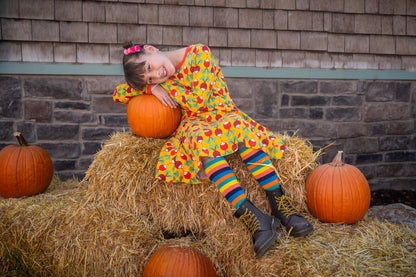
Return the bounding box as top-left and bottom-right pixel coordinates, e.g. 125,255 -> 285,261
113,83 -> 152,104
194,45 -> 219,86
186,44 -> 224,105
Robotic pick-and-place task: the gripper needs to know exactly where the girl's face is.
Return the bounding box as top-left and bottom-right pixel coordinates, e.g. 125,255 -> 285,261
138,49 -> 175,85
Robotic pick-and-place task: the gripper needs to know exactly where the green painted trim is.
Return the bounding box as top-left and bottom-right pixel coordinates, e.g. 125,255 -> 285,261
222,67 -> 416,80
1,62 -> 416,80
0,62 -> 123,76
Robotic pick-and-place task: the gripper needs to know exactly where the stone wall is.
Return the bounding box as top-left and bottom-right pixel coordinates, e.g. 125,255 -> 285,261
0,0 -> 415,191
1,74 -> 415,191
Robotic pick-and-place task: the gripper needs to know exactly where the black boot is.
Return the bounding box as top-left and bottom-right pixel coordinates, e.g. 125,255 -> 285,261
265,187 -> 313,237
234,198 -> 280,258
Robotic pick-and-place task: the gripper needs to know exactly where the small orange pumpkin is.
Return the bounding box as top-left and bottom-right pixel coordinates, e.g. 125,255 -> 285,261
0,132 -> 54,198
127,95 -> 181,138
305,151 -> 371,224
143,244 -> 217,277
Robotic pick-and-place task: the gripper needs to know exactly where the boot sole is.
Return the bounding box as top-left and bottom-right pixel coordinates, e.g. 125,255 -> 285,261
256,218 -> 280,258
288,225 -> 313,237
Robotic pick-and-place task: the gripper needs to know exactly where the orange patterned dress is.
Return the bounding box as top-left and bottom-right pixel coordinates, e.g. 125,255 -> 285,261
113,44 -> 285,184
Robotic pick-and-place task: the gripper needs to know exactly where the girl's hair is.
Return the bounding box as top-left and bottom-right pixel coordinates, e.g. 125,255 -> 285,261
122,42 -> 146,90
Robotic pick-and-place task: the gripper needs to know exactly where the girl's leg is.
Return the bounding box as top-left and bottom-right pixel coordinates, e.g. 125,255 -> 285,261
202,156 -> 279,258
203,156 -> 246,209
238,146 -> 280,191
239,146 -> 313,237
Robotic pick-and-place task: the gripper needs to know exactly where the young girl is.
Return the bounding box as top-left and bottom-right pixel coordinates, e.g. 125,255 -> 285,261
114,43 -> 313,258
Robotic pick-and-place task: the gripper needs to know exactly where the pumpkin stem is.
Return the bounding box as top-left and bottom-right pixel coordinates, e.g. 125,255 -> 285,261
331,151 -> 344,166
14,132 -> 29,146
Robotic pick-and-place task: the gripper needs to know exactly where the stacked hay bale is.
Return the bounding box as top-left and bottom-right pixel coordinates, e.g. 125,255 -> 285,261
0,180 -> 160,276
1,131 -> 415,276
85,132 -> 317,233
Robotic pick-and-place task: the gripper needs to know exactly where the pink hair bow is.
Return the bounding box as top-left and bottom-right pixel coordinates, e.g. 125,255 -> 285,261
124,45 -> 141,55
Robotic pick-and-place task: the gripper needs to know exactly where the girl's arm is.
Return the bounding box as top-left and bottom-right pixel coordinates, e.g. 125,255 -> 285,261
114,83 -> 178,108
113,83 -> 149,104
151,84 -> 179,108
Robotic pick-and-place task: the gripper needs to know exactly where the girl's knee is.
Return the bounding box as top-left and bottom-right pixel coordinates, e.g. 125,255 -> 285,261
201,156 -> 214,165
237,142 -> 245,150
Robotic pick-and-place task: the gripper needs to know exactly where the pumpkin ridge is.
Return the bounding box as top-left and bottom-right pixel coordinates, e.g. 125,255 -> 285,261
188,247 -> 195,277
32,147 -> 43,195
332,165 -> 340,222
12,147 -> 20,196
0,147 -> 17,197
319,165 -> 331,221
335,165 -> 342,222
330,165 -> 338,222
30,147 -> 42,195
318,165 -> 329,221
308,165 -> 325,217
145,247 -> 160,275
165,246 -> 178,275
33,146 -> 53,195
349,166 -> 360,220
22,147 -> 33,195
339,165 -> 351,223
149,98 -> 157,138
311,169 -> 321,217
351,166 -> 370,221
15,146 -> 24,197
152,246 -> 166,275
305,167 -> 316,215
348,166 -> 358,223
197,250 -> 204,277
351,171 -> 361,222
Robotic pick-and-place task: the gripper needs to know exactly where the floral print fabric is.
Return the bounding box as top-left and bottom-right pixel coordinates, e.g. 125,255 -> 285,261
113,44 -> 285,184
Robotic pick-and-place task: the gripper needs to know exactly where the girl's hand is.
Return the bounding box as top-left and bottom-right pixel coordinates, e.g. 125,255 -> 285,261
151,85 -> 179,109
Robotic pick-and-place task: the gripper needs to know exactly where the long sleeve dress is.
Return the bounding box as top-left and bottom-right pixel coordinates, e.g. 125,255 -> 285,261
113,44 -> 285,184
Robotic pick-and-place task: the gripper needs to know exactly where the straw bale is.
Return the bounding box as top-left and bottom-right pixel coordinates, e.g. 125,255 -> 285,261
2,131 -> 415,276
1,180 -> 415,276
1,179 -> 162,276
84,131 -> 318,228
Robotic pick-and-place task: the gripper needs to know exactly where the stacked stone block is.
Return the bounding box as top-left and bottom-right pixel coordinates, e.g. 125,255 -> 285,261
0,0 -> 415,191
227,78 -> 416,191
3,75 -> 414,191
0,75 -> 125,180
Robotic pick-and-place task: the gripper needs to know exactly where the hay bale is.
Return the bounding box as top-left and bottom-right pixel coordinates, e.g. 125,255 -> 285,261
1,183 -> 415,276
1,131 -> 415,276
0,179 -> 161,276
85,131 -> 318,222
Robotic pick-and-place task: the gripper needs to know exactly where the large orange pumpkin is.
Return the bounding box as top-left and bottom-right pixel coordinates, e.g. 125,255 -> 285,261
0,132 -> 54,198
305,151 -> 371,224
143,244 -> 217,277
127,95 -> 181,138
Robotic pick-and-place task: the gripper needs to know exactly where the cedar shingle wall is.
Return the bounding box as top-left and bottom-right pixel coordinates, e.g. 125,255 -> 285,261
1,0 -> 415,69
